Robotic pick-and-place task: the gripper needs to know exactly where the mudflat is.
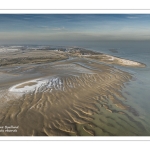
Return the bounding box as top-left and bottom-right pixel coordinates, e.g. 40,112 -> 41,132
0,48 -> 147,136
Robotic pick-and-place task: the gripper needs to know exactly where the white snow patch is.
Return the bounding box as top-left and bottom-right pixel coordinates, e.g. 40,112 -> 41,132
9,77 -> 63,94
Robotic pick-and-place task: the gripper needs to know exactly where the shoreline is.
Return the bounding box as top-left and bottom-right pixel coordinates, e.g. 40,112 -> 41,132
0,46 -> 146,68
0,46 -> 148,136
72,47 -> 146,68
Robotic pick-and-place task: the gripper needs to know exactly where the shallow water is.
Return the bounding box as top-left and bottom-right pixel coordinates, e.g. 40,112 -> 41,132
75,41 -> 150,135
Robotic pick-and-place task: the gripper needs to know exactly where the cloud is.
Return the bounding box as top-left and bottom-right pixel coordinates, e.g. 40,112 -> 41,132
127,16 -> 139,19
37,26 -> 49,28
52,27 -> 66,31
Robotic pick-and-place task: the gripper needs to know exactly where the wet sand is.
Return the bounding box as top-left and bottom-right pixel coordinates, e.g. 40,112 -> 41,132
80,54 -> 146,67
0,48 -> 148,136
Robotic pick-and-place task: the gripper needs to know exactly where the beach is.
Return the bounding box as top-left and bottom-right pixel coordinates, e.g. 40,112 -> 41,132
0,47 -> 148,136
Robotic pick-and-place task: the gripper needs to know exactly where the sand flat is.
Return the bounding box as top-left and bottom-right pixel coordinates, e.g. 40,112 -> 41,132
0,48 -> 148,136
81,54 -> 146,67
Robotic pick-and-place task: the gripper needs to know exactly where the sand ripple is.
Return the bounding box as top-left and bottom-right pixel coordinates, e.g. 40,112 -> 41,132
0,58 -> 148,136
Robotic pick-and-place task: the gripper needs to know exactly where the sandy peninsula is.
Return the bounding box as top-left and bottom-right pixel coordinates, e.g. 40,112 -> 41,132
0,47 -> 147,136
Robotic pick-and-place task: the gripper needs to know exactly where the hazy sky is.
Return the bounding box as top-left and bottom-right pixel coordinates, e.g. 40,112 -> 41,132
0,14 -> 150,44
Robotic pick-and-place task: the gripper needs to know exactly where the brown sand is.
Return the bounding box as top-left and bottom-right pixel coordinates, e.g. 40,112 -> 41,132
81,54 -> 146,67
0,49 -> 147,136
0,49 -> 68,66
0,48 -> 146,68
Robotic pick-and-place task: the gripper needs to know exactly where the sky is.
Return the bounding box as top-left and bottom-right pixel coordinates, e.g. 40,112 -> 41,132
0,14 -> 150,45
